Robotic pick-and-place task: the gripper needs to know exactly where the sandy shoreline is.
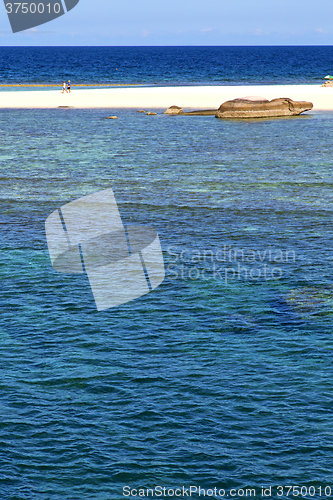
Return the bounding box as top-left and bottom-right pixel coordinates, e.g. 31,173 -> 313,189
0,85 -> 332,110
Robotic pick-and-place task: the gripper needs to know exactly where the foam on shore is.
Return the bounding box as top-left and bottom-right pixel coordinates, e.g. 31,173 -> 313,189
0,85 -> 332,110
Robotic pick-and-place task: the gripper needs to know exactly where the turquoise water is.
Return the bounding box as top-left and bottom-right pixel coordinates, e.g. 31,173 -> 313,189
2,107 -> 333,498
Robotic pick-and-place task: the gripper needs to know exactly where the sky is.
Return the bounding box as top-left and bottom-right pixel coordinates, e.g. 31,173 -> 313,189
0,0 -> 333,45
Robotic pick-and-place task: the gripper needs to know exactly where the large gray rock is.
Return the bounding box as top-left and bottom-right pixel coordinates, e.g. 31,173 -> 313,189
215,97 -> 313,119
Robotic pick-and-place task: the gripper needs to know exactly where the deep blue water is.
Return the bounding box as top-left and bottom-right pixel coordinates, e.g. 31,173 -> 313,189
0,46 -> 333,85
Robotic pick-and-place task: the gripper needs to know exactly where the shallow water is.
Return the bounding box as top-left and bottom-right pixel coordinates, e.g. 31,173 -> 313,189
1,108 -> 333,499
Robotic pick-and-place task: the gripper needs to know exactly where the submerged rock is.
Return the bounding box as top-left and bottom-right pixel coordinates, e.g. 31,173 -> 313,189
284,287 -> 333,317
215,97 -> 313,119
106,116 -> 118,119
146,112 -> 157,115
137,110 -> 146,113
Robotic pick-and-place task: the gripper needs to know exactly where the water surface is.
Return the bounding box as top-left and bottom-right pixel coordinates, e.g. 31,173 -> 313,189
1,107 -> 333,498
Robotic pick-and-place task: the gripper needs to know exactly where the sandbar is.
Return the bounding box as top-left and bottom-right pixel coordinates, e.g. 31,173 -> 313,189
0,85 -> 332,110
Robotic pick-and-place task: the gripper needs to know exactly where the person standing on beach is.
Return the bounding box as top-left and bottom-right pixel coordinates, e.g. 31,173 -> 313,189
62,81 -> 68,93
67,80 -> 71,93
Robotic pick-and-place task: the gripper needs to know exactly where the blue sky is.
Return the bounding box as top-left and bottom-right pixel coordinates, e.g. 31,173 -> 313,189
1,0 -> 333,45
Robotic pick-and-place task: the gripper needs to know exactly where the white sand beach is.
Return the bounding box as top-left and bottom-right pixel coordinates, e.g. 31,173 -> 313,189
0,85 -> 333,110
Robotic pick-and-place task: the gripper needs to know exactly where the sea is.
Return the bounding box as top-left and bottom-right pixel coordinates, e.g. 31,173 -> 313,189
1,46 -> 333,500
0,46 -> 333,86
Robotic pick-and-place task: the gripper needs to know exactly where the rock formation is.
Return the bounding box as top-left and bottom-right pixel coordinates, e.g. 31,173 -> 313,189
164,105 -> 216,115
164,105 -> 183,115
164,97 -> 313,119
215,97 -> 313,119
183,109 -> 217,116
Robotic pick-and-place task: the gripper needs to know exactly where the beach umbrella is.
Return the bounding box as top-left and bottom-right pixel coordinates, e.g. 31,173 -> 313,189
324,75 -> 333,79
